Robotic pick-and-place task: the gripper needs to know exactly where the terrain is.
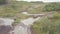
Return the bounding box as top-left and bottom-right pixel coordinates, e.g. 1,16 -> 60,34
0,0 -> 60,34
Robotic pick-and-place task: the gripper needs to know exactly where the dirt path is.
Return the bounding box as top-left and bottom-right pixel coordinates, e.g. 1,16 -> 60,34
13,17 -> 40,34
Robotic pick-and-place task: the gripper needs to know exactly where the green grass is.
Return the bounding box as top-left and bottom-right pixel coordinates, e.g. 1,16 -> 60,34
55,32 -> 60,34
32,16 -> 60,34
0,0 -> 60,28
0,5 -> 29,25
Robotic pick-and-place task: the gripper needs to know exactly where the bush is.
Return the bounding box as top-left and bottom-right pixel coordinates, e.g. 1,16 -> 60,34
53,13 -> 60,19
32,16 -> 60,34
43,3 -> 60,12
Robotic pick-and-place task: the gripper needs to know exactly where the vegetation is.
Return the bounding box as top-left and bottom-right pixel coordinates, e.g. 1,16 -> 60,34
32,13 -> 60,34
0,0 -> 7,5
12,18 -> 20,26
11,1 -> 45,14
53,13 -> 60,19
43,3 -> 60,12
0,1 -> 60,34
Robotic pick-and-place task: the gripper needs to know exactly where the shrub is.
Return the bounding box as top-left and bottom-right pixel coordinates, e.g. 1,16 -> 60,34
32,16 -> 60,34
43,3 -> 60,12
53,13 -> 60,19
